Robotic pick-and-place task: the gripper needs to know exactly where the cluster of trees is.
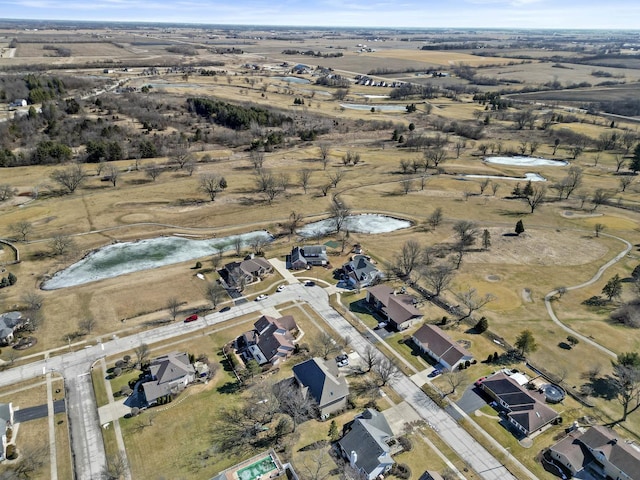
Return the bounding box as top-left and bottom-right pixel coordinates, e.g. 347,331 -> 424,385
0,272 -> 17,289
511,180 -> 547,213
187,97 -> 291,130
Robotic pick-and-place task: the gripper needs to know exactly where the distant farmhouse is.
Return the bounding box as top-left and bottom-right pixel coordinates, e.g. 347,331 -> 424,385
236,315 -> 298,367
412,324 -> 473,371
366,285 -> 422,331
288,245 -> 329,270
141,352 -> 195,406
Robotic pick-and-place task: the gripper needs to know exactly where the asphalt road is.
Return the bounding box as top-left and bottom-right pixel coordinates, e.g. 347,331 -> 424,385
14,399 -> 65,423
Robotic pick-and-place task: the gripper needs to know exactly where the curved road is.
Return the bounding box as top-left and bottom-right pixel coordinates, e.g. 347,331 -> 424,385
544,232 -> 632,359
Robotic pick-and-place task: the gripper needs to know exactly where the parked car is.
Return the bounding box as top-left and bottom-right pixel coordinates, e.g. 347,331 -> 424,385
375,321 -> 388,330
429,368 -> 442,378
474,377 -> 486,387
304,280 -> 315,287
337,359 -> 349,367
276,285 -> 286,292
255,294 -> 268,301
219,306 -> 231,312
184,314 -> 199,323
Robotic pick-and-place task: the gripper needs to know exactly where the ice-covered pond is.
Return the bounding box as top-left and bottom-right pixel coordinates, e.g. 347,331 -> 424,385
463,172 -> 546,182
297,214 -> 411,238
273,76 -> 311,84
484,156 -> 568,167
339,103 -> 407,112
41,231 -> 273,290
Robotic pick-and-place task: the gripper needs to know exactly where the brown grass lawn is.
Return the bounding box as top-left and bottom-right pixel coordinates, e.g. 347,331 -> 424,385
0,418 -> 49,480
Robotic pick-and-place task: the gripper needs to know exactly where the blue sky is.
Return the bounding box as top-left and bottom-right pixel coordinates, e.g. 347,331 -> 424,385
1,0 -> 639,30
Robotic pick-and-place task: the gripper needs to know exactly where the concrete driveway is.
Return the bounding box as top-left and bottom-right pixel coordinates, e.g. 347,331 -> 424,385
456,386 -> 488,415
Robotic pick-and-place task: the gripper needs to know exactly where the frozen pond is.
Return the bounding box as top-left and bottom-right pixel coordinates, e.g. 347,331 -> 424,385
42,231 -> 272,290
464,172 -> 546,182
484,156 -> 568,167
298,214 -> 411,238
273,76 -> 310,84
340,103 -> 407,112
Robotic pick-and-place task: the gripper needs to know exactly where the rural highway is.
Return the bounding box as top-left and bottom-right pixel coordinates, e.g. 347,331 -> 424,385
0,277 -> 521,480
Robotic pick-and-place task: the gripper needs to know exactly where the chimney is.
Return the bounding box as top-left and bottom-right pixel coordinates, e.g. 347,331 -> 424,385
350,451 -> 358,468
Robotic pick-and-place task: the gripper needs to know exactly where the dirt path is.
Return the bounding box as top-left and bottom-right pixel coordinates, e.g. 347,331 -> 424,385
543,232 -> 632,359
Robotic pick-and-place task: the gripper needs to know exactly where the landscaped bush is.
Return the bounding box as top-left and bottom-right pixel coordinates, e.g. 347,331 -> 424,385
397,435 -> 413,452
5,444 -> 16,460
582,296 -> 608,307
389,463 -> 411,479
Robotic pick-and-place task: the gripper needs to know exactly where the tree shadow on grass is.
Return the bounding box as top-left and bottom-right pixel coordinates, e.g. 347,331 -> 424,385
496,208 -> 529,217
583,376 -> 618,401
217,381 -> 241,395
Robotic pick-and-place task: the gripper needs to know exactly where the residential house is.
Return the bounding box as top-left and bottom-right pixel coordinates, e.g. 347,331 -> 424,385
479,372 -> 559,437
548,425 -> 640,480
0,403 -> 13,461
0,312 -> 25,345
411,324 -> 473,371
342,255 -> 383,288
142,352 -> 196,406
238,315 -> 297,366
292,357 -> 349,418
366,285 -> 423,331
219,256 -> 273,290
289,245 -> 328,270
338,408 -> 395,480
8,99 -> 27,108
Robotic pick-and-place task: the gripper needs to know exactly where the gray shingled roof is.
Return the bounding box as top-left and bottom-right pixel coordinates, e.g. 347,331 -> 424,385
292,358 -> 348,408
580,426 -> 640,479
338,409 -> 393,477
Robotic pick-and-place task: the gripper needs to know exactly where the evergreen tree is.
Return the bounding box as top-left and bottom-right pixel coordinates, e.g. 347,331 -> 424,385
602,274 -> 623,301
631,144 -> 640,174
515,220 -> 525,236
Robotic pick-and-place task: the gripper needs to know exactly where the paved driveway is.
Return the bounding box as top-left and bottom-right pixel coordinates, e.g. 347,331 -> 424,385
15,399 -> 66,423
456,386 -> 488,415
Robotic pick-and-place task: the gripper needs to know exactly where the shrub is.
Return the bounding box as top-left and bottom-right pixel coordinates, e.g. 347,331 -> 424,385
7,272 -> 17,285
397,436 -> 413,452
567,335 -> 580,347
6,444 -> 17,460
113,367 -> 122,377
194,261 -> 202,269
583,296 -> 608,307
475,316 -> 488,333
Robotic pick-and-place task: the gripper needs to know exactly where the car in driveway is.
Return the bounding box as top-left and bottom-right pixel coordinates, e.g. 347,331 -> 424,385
184,314 -> 199,323
375,321 -> 388,330
336,353 -> 349,367
276,285 -> 286,292
474,376 -> 486,387
255,294 -> 268,301
219,306 -> 231,312
428,368 -> 442,378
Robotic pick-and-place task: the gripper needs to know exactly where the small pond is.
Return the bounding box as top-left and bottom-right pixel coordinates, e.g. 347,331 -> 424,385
464,172 -> 546,182
340,103 -> 407,112
42,231 -> 273,290
272,76 -> 311,84
484,156 -> 568,167
297,214 -> 411,238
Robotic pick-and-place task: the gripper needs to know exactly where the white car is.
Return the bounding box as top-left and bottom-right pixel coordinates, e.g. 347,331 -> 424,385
276,285 -> 286,292
375,321 -> 388,330
255,294 -> 268,301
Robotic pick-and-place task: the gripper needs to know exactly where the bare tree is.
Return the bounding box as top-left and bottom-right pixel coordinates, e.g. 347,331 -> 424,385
106,164 -> 120,187
298,168 -> 313,193
316,332 -> 339,359
49,234 -> 76,257
12,443 -> 48,479
591,189 -> 613,211
363,345 -> 379,372
283,210 -> 304,239
454,140 -> 466,158
171,144 -> 192,169
78,317 -> 97,335
318,143 -> 331,170
455,288 -> 496,323
167,297 -> 180,321
423,147 -> 447,169
427,207 -> 443,230
273,380 -> 314,431
374,357 -> 401,386
422,264 -> 456,296
524,185 -> 547,213
395,240 -> 422,278
249,149 -> 265,171
0,184 -> 16,201
101,451 -> 128,480
594,223 -> 606,237
22,291 -> 44,312
615,155 -> 627,173
9,220 -> 33,242
301,451 -> 333,480
135,343 -> 150,367
619,176 -> 634,193
400,176 -> 414,195
452,220 -> 478,268
479,178 -> 490,195
51,164 -> 87,193
199,174 -> 224,201
442,369 -> 467,395
184,159 -> 196,176
328,196 -> 351,233
327,169 -> 346,188
145,162 -> 162,182
206,282 -> 226,308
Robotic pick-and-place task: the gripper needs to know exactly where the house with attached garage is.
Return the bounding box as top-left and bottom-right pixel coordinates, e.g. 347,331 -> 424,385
338,408 -> 395,480
0,312 -> 26,346
219,256 -> 273,290
288,245 -> 329,269
237,315 -> 298,367
141,352 -> 196,406
411,324 -> 474,371
366,285 -> 422,331
341,255 -> 384,288
292,357 -> 349,418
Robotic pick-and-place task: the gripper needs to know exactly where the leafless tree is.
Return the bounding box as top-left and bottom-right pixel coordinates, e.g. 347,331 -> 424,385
22,291 -> 44,312
199,174 -> 224,201
452,220 -> 478,268
427,207 -> 443,230
105,164 -> 120,187
51,163 -> 87,193
395,240 -> 423,278
298,168 -> 313,193
171,144 -> 192,169
479,178 -> 490,195
167,297 -> 180,321
283,210 -> 304,239
491,181 -> 500,196
591,188 -> 613,211
234,236 -> 243,256
529,141 -> 540,156
423,147 -> 447,169
145,162 -> 162,182
49,234 -> 76,257
9,220 -> 33,242
594,223 -> 606,237
135,343 -> 150,367
328,196 -> 351,233
273,380 -> 315,431
250,149 -> 265,171
316,332 -> 339,360
454,140 -> 466,158
400,176 -> 413,195
363,345 -> 379,372
101,451 -> 128,480
327,169 -> 346,188
336,229 -> 350,254
12,443 -> 48,479
78,316 -> 97,335
524,185 -> 547,213
619,176 -> 634,193
184,159 -> 196,176
455,288 -> 496,323
614,154 -> 627,173
442,369 -> 467,395
301,451 -> 333,480
319,143 -> 331,170
419,173 -> 429,191
249,236 -> 267,256
422,264 -> 456,296
374,357 -> 401,386
0,184 -> 16,201
206,282 -> 226,308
